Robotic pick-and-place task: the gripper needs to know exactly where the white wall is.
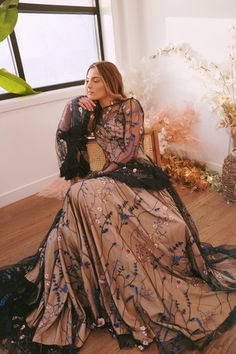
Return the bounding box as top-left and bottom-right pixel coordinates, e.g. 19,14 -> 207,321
139,0 -> 236,55
0,86 -> 84,207
1,0 -> 236,207
111,0 -> 144,68
0,0 -> 116,208
111,0 -> 236,170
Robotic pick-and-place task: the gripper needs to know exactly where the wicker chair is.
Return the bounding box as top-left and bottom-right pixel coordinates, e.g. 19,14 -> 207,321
87,130 -> 161,171
39,130 -> 161,199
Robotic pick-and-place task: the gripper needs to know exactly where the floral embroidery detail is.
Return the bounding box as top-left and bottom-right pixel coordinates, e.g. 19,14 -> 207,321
97,317 -> 105,327
136,243 -> 152,263
176,279 -> 183,287
140,284 -> 154,301
215,271 -> 223,279
171,255 -> 182,265
142,339 -> 149,346
191,278 -> 201,287
1,98 -> 236,354
200,311 -> 217,323
99,275 -> 106,284
138,345 -> 145,351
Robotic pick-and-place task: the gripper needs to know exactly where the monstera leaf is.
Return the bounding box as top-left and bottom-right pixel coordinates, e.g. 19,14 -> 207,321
0,68 -> 39,95
0,0 -> 19,42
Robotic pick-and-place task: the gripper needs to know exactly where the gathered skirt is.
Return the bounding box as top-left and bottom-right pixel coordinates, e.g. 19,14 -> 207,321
1,176 -> 236,353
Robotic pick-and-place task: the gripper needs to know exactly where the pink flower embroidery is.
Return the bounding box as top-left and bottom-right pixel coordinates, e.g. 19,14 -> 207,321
142,339 -> 149,346
97,317 -> 105,327
99,275 -> 106,284
176,279 -> 182,287
126,248 -> 131,255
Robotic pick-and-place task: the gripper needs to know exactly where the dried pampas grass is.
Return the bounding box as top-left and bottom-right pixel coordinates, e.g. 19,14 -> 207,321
151,105 -> 199,146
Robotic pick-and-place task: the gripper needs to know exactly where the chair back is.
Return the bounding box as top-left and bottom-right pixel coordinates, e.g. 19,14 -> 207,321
87,131 -> 161,171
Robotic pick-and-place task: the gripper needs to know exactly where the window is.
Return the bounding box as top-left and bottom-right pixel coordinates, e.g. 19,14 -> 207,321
0,0 -> 104,99
20,1 -> 93,4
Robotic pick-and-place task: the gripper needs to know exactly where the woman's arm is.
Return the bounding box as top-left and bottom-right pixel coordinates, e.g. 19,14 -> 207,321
56,97 -> 93,184
100,98 -> 144,174
58,102 -> 72,131
59,96 -> 96,132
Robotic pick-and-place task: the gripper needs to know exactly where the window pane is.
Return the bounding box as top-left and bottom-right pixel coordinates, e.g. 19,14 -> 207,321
19,0 -> 94,5
0,39 -> 17,94
15,13 -> 100,88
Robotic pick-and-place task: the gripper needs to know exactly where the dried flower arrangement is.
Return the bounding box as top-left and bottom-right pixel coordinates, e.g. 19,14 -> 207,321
123,58 -> 222,191
151,25 -> 236,140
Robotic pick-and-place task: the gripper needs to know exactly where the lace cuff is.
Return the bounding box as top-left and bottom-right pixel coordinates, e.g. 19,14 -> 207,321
55,98 -> 91,180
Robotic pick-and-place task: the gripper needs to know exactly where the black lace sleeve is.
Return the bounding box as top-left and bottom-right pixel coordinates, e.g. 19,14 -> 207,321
55,98 -> 91,180
112,98 -> 144,164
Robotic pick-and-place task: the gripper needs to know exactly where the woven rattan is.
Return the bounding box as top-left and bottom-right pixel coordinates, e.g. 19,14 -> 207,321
222,149 -> 236,202
87,131 -> 161,172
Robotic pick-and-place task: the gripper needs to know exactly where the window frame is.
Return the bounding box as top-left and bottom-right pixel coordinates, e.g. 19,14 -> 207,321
0,0 -> 104,100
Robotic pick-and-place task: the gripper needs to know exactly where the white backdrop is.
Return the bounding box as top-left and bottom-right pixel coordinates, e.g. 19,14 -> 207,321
112,0 -> 236,171
1,0 -> 236,206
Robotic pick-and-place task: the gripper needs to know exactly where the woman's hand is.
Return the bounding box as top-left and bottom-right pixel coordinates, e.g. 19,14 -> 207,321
78,96 -> 96,111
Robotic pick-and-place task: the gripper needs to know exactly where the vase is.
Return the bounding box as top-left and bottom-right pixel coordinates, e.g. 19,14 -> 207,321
221,146 -> 236,203
231,132 -> 236,150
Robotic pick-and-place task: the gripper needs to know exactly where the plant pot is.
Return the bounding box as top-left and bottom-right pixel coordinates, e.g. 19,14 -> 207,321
231,132 -> 236,149
221,148 -> 236,202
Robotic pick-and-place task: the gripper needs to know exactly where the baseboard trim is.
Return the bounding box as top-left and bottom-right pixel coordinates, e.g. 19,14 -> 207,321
0,161 -> 223,208
0,174 -> 59,208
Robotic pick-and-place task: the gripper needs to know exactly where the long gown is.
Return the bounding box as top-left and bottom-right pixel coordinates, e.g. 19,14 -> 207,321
1,97 -> 236,353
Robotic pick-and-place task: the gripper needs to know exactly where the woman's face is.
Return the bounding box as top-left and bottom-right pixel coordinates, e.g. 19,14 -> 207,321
85,67 -> 108,102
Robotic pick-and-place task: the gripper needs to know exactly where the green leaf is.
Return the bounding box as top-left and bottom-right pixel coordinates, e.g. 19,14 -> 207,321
0,68 -> 39,95
0,0 -> 19,41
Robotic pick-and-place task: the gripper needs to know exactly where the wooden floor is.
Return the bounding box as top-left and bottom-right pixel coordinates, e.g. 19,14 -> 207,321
0,186 -> 236,353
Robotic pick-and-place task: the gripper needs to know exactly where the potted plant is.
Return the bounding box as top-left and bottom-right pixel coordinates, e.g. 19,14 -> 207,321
0,0 -> 38,95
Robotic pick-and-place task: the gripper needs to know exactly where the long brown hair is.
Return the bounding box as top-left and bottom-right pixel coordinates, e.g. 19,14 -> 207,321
86,61 -> 127,100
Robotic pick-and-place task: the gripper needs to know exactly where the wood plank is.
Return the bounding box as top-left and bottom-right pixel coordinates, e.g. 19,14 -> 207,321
0,186 -> 236,353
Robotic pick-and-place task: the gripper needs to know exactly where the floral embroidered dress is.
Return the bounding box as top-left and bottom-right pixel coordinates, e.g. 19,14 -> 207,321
1,98 -> 236,353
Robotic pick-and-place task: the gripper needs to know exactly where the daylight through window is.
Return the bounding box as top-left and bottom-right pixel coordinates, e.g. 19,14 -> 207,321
0,0 -> 104,99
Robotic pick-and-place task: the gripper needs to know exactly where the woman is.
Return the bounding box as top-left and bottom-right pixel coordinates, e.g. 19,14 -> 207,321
1,61 -> 236,353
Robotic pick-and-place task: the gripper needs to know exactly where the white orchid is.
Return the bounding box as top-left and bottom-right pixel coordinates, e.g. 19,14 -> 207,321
151,25 -> 236,134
